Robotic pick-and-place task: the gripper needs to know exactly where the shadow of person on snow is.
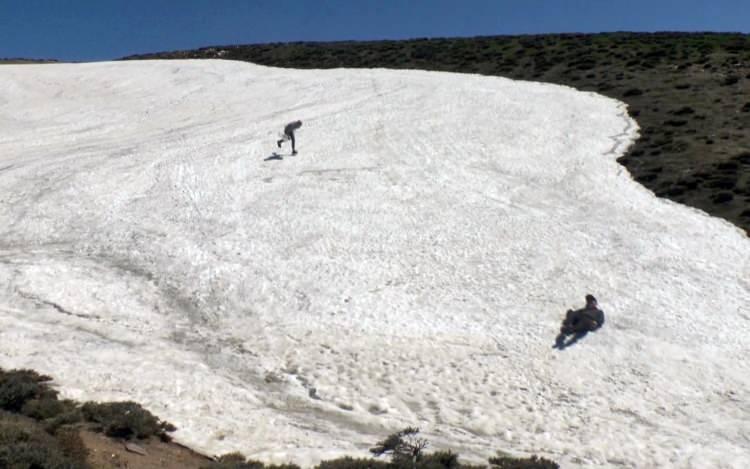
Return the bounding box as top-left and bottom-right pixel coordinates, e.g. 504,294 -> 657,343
553,331 -> 589,350
264,153 -> 283,161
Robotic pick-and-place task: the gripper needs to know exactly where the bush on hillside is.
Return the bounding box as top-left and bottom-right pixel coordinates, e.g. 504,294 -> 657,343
81,401 -> 175,440
0,368 -> 57,412
416,450 -> 460,469
201,452 -> 260,469
370,427 -> 429,466
488,454 -> 559,469
202,452 -> 300,469
365,427 -> 561,469
0,368 -> 84,434
0,412 -> 90,469
22,397 -> 78,422
43,407 -> 85,435
315,456 -> 391,469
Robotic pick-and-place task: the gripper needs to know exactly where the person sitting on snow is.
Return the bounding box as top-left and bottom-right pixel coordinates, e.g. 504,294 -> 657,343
555,294 -> 605,348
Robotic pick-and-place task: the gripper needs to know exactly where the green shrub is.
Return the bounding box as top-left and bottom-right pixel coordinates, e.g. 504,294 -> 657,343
20,395 -> 83,434
0,414 -> 40,446
202,453 -> 300,469
366,428 -> 561,469
315,456 -> 390,469
43,407 -> 84,434
370,427 -> 428,464
201,452 -> 261,469
0,414 -> 89,469
81,401 -> 175,440
21,397 -> 77,421
0,443 -> 86,469
417,450 -> 460,469
0,369 -> 57,412
488,454 -> 559,469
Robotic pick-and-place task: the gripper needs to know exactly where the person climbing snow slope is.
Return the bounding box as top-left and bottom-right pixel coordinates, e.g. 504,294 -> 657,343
277,120 -> 302,155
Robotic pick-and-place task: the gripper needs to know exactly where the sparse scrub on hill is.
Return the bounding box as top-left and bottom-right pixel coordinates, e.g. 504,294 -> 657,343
0,368 -> 57,413
1,367 -> 176,441
205,428 -> 560,469
315,456 -> 392,469
23,396 -> 83,435
488,455 -> 559,469
0,412 -> 90,469
370,426 -> 429,466
81,401 -> 176,440
0,369 -> 84,434
365,427 -> 557,469
0,369 -> 91,466
0,367 -> 188,467
21,396 -> 75,422
201,452 -> 301,469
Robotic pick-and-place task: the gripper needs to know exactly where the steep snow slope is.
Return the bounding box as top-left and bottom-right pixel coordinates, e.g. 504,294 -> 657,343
0,60 -> 748,468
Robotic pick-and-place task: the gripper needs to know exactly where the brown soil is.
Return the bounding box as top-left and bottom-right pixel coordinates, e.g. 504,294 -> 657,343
80,429 -> 213,469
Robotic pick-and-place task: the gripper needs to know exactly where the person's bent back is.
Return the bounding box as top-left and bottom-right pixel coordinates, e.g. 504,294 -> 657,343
277,120 -> 303,154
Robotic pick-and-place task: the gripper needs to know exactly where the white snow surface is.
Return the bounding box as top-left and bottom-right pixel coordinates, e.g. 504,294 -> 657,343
1,60 -> 749,468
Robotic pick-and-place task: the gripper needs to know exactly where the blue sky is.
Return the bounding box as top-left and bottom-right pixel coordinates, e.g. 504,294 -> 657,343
1,0 -> 748,61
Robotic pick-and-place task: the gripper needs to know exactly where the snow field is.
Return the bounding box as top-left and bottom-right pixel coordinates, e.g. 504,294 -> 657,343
0,60 -> 748,468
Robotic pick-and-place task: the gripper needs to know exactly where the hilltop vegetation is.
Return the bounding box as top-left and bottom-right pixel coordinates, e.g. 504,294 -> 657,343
0,58 -> 60,64
124,32 -> 750,236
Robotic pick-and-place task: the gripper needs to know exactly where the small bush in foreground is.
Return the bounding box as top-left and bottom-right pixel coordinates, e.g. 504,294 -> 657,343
488,454 -> 559,469
367,427 -> 560,469
0,369 -> 57,412
43,406 -> 84,435
370,427 -> 429,466
81,401 -> 175,440
0,412 -> 89,469
22,397 -> 78,422
202,452 -> 300,469
315,456 -> 390,469
417,450 -> 460,469
0,368 -> 84,433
